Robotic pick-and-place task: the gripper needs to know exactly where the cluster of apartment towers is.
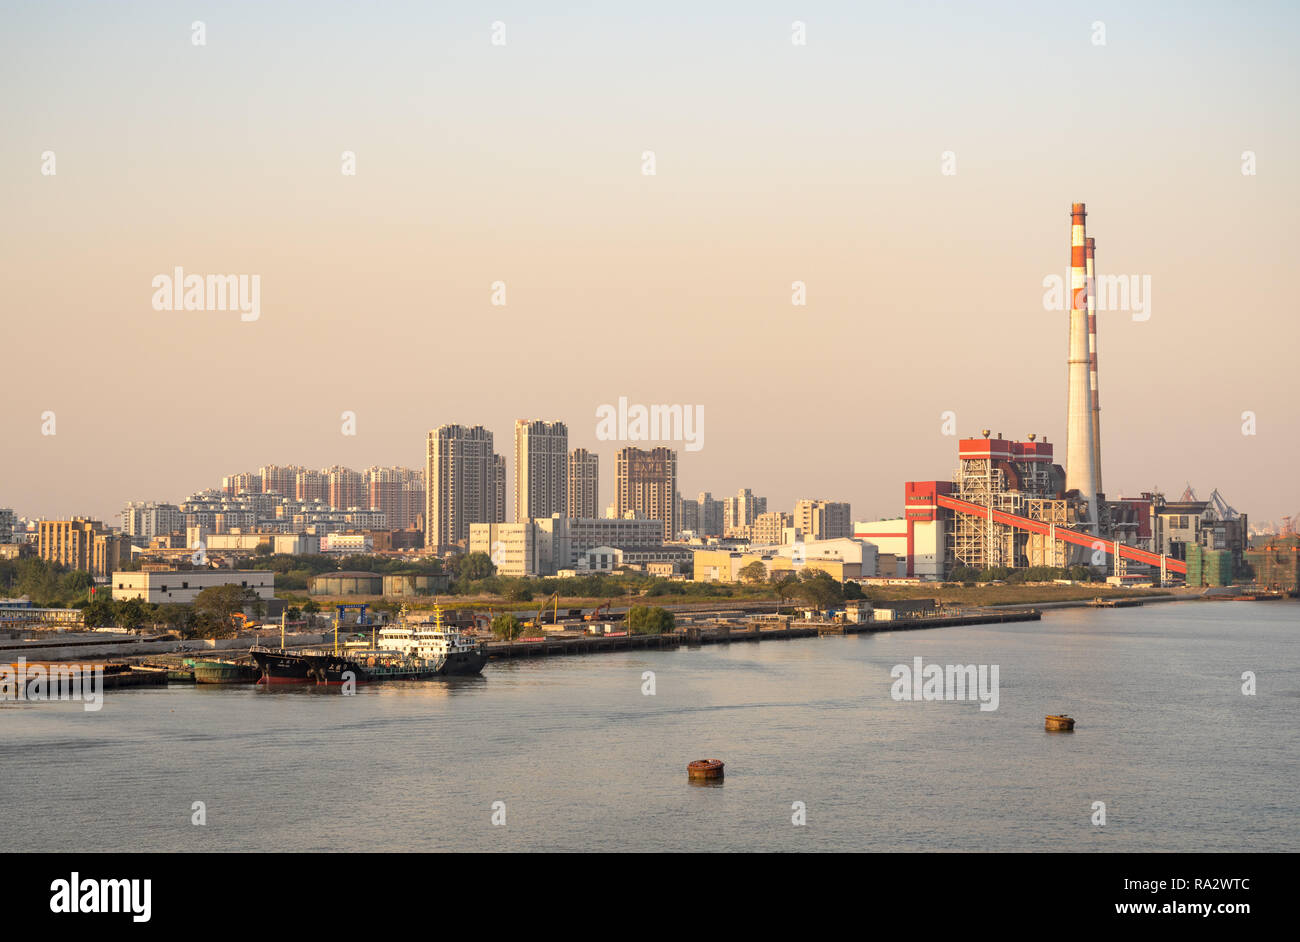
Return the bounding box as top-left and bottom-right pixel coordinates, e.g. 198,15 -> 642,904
425,421 -> 850,556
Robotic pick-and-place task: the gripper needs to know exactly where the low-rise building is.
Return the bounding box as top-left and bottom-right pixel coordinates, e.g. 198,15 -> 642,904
471,515 -> 672,577
111,569 -> 275,605
693,537 -> 877,583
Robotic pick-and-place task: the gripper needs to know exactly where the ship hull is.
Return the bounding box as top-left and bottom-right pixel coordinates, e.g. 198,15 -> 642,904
251,645 -> 486,685
250,649 -> 314,685
441,649 -> 488,676
192,660 -> 259,684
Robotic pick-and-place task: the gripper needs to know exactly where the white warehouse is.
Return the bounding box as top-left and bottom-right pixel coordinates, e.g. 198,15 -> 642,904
111,569 -> 276,604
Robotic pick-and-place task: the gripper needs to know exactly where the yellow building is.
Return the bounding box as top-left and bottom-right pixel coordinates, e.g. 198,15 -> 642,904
692,549 -> 853,583
37,518 -> 130,578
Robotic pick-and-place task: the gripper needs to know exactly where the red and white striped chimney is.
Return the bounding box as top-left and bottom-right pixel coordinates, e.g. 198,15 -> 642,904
1086,236 -> 1103,495
1065,203 -> 1099,532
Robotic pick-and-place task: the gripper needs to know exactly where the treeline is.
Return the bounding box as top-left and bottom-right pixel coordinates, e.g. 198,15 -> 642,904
0,558 -> 94,607
81,586 -> 273,640
488,604 -> 676,640
947,565 -> 1105,585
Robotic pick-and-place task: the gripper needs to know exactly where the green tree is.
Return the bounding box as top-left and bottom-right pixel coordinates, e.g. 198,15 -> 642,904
502,579 -> 534,602
491,612 -> 523,640
795,569 -> 843,610
738,560 -> 769,584
771,572 -> 799,606
456,552 -> 496,581
81,599 -> 115,628
626,605 -> 675,635
113,598 -> 150,630
192,584 -> 257,638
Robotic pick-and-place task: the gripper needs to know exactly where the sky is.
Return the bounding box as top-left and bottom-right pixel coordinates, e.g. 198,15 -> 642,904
2,1 -> 1297,526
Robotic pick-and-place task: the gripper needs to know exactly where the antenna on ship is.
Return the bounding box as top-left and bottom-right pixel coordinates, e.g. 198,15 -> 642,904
280,610 -> 286,650
333,609 -> 339,656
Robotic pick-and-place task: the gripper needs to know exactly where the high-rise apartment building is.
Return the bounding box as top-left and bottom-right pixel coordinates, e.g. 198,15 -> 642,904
426,425 -> 496,553
680,499 -> 699,533
493,454 -> 507,524
567,448 -> 599,520
295,469 -> 327,503
514,420 -> 568,523
325,466 -> 364,511
365,467 -> 425,531
693,492 -> 724,537
615,446 -> 678,540
121,501 -> 185,546
794,499 -> 852,541
723,488 -> 766,537
752,511 -> 793,546
222,471 -> 262,496
258,465 -> 301,497
37,518 -> 130,578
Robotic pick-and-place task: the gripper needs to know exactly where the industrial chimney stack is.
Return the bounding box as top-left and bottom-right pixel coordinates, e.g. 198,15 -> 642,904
1066,203 -> 1100,531
1086,236 -> 1103,495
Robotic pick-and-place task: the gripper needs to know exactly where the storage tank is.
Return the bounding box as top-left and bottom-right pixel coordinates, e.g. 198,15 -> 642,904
309,571 -> 383,596
382,573 -> 450,596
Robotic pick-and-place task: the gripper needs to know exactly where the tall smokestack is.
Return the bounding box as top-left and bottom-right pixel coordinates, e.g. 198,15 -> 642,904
1066,202 -> 1099,532
1086,236 -> 1103,495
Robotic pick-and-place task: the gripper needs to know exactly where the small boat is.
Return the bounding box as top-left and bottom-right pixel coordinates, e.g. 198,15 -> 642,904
1045,714 -> 1076,731
191,659 -> 260,684
687,759 -> 725,781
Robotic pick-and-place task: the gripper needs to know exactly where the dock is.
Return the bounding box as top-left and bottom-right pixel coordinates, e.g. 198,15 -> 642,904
484,608 -> 1040,660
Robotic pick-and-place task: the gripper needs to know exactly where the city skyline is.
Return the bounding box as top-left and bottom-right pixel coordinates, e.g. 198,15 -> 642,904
3,3 -> 1297,524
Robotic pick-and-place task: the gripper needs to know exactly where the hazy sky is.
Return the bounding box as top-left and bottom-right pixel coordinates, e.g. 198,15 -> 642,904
2,1 -> 1297,525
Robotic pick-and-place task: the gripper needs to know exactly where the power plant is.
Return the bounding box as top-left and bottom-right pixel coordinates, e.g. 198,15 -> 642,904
864,203 -> 1249,586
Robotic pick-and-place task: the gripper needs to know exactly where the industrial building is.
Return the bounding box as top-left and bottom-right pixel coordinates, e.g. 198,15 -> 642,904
859,204 -> 1248,584
694,537 -> 877,583
469,515 -> 669,577
112,569 -> 275,604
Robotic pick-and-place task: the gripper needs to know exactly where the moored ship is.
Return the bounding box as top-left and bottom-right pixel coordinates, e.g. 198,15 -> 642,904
250,602 -> 487,686
189,658 -> 260,684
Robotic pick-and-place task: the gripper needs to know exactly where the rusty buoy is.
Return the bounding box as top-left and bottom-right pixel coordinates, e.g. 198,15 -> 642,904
687,759 -> 724,781
1045,714 -> 1076,731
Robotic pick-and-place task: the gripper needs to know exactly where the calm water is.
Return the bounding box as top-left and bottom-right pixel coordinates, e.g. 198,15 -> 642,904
3,601 -> 1297,852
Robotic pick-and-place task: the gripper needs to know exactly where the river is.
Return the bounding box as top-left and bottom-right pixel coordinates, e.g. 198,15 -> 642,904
3,601 -> 1296,851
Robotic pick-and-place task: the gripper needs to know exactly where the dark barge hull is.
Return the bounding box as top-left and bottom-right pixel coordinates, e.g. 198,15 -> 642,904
442,649 -> 488,676
250,649 -> 314,685
251,647 -> 488,685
